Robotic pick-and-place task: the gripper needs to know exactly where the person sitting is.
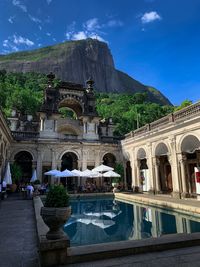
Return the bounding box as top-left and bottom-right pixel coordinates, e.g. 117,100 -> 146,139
26,183 -> 34,199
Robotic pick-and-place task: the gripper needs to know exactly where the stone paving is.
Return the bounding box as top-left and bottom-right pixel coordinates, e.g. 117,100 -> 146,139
0,194 -> 40,267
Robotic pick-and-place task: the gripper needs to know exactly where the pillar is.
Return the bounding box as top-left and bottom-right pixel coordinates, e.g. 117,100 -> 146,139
36,149 -> 44,182
153,157 -> 161,193
134,159 -> 140,192
146,148 -> 154,194
175,216 -> 184,233
51,149 -> 57,184
178,153 -> 189,198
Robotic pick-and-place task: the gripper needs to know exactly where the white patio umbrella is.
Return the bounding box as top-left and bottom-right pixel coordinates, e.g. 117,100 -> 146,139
80,169 -> 101,178
4,162 -> 12,185
92,164 -> 114,186
44,169 -> 61,176
30,169 -> 37,182
54,169 -> 75,177
103,170 -> 121,178
71,169 -> 82,176
92,164 -> 114,173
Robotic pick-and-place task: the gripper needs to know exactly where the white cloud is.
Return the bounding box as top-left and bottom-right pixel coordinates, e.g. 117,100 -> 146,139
107,20 -> 123,27
38,25 -> 42,31
72,31 -> 88,40
68,31 -> 106,42
46,32 -> 51,36
88,33 -> 106,42
2,34 -> 34,54
12,0 -> 27,13
13,35 -> 34,46
84,18 -> 100,31
8,16 -> 15,24
141,11 -> 161,24
65,17 -> 123,43
46,0 -> 52,4
29,15 -> 41,24
3,40 -> 9,47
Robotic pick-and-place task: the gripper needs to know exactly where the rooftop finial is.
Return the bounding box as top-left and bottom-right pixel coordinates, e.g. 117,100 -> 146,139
86,77 -> 94,92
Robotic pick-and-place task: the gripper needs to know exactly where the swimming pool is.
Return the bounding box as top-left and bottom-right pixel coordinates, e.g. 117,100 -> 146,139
64,196 -> 200,247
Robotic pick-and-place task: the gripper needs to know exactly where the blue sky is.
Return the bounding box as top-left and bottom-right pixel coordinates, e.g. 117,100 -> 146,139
0,0 -> 200,105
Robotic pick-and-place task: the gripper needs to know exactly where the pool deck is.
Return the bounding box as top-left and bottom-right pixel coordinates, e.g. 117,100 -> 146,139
115,192 -> 200,216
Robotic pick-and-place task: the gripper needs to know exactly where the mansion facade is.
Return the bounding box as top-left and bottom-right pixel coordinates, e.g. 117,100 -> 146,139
0,73 -> 200,198
0,73 -> 122,189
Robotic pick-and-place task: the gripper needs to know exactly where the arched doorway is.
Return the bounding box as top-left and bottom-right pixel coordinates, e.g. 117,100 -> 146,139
155,143 -> 172,193
181,135 -> 200,195
137,148 -> 149,192
103,153 -> 116,184
103,153 -> 116,168
61,152 -> 78,190
14,151 -> 33,182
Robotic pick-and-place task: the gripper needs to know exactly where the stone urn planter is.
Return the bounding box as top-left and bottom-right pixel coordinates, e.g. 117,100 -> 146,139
40,184 -> 71,240
41,206 -> 71,240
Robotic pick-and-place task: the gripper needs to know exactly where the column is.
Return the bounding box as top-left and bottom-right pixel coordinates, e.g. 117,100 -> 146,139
135,159 -> 140,192
146,148 -> 154,194
178,154 -> 188,197
153,157 -> 161,193
81,150 -> 88,171
36,149 -> 44,182
51,149 -> 57,184
168,137 -> 181,198
175,216 -> 184,233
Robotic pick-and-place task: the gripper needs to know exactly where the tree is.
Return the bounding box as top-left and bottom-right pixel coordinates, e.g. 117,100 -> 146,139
174,100 -> 193,111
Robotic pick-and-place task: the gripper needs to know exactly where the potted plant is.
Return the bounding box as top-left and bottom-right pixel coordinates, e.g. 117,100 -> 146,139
40,185 -> 71,240
10,163 -> 22,192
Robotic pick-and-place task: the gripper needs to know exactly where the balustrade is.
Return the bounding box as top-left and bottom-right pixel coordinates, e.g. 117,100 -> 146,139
125,101 -> 200,140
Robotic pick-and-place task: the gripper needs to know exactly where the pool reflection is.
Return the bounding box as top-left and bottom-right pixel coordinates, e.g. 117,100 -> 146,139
63,197 -> 200,246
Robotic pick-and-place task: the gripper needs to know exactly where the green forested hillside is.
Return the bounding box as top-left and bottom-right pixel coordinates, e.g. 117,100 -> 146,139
0,71 -> 182,136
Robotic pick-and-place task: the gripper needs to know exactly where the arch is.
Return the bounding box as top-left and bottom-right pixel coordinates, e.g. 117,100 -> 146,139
59,150 -> 80,161
155,142 -> 169,156
102,153 -> 116,168
180,134 -> 200,153
61,152 -> 78,189
11,148 -> 35,162
57,124 -> 82,136
137,148 -> 147,159
14,151 -> 33,181
58,96 -> 83,117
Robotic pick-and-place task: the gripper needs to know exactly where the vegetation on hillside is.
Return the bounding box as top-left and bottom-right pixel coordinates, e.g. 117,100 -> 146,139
0,71 -> 193,136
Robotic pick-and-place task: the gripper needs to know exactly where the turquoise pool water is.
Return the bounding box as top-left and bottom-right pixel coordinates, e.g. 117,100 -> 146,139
64,196 -> 200,247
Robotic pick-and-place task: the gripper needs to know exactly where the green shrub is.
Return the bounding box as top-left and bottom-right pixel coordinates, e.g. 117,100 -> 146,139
10,163 -> 22,184
45,185 -> 70,207
33,179 -> 41,185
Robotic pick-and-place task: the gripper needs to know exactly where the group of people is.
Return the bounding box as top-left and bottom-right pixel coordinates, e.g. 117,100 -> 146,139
20,182 -> 49,199
77,180 -> 113,193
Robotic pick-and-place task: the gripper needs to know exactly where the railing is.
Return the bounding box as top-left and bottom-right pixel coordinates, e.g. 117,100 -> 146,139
173,101 -> 200,121
12,131 -> 39,140
125,101 -> 200,140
